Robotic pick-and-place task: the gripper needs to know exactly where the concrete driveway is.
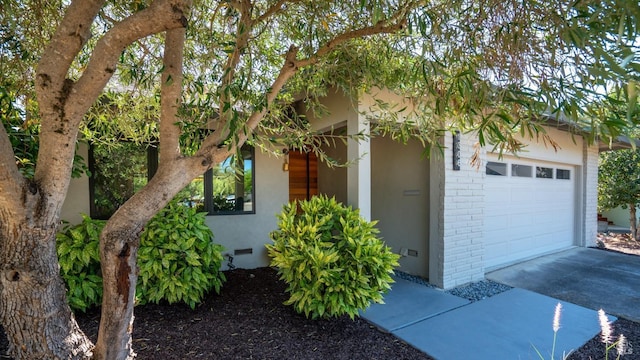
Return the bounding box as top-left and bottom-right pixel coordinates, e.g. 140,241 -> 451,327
487,247 -> 640,322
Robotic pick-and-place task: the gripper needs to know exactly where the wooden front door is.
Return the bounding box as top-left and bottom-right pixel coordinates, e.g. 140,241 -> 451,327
288,150 -> 318,202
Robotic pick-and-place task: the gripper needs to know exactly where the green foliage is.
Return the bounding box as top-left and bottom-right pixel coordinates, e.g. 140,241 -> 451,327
57,203 -> 225,312
1,82 -> 88,179
598,149 -> 640,212
137,201 -> 226,309
56,215 -> 105,312
266,195 -> 399,319
90,142 -> 151,219
598,148 -> 640,237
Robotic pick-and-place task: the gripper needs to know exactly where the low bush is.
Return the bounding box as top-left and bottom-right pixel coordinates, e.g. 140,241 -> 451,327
57,202 -> 225,312
137,201 -> 225,309
57,215 -> 105,312
266,195 -> 399,319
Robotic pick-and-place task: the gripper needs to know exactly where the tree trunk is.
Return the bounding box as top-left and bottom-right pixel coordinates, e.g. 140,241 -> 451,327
630,204 -> 638,241
93,221 -> 140,360
0,214 -> 93,359
631,204 -> 640,241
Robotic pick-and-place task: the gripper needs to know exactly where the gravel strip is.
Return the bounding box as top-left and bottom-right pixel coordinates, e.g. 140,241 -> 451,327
445,280 -> 513,302
395,270 -> 512,302
394,271 -> 435,288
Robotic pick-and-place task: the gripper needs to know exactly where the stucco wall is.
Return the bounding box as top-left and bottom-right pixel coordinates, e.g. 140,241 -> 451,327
601,206 -> 638,228
318,131 -> 348,205
371,136 -> 430,277
301,87 -> 357,132
61,143 -> 91,225
206,148 -> 289,270
582,143 -> 599,247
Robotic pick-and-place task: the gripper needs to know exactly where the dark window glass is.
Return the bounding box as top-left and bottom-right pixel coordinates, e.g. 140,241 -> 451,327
536,166 -> 553,179
486,161 -> 507,176
204,145 -> 255,215
90,143 -> 255,218
512,164 -> 532,177
89,143 -> 157,219
556,169 -> 571,180
175,174 -> 205,212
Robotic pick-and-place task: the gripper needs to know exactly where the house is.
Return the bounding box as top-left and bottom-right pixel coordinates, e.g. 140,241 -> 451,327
62,88 -> 599,289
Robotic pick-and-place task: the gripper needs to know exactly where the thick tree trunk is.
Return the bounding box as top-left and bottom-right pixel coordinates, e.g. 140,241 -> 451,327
93,222 -> 140,360
632,205 -> 640,242
0,215 -> 93,359
630,205 -> 638,241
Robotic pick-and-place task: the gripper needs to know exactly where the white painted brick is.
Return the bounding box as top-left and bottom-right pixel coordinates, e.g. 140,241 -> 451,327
437,131 -> 486,289
582,143 -> 598,247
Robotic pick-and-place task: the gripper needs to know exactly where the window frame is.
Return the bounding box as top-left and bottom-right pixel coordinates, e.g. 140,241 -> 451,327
556,168 -> 571,180
204,145 -> 256,216
88,143 -> 158,220
486,161 -> 508,176
511,164 -> 533,178
536,166 -> 554,179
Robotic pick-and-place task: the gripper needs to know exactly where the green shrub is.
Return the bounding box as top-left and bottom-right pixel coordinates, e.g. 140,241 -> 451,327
266,195 -> 399,319
57,202 -> 226,312
137,201 -> 226,309
56,215 -> 105,312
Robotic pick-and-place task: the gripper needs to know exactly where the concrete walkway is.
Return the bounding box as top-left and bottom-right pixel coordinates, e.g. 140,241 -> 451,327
359,247 -> 637,359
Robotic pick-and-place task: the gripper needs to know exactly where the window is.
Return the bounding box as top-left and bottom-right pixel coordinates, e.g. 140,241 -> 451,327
512,164 -> 532,177
89,143 -> 157,219
536,166 -> 553,179
204,145 -> 255,215
90,142 -> 254,218
486,161 -> 507,176
556,169 -> 571,180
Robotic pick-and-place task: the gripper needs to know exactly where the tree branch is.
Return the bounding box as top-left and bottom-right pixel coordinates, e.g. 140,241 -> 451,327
200,1 -> 417,156
255,0 -> 301,24
240,46 -> 300,142
0,125 -> 25,214
214,0 -> 254,138
34,0 -> 192,201
198,45 -> 300,155
68,0 -> 192,123
35,0 -> 105,118
159,27 -> 187,161
296,17 -> 408,68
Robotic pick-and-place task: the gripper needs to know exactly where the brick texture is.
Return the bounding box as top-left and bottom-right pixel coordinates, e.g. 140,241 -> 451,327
582,143 -> 598,247
437,132 -> 486,289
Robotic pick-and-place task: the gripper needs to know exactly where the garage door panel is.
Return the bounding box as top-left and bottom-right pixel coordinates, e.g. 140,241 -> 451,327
510,213 -> 534,228
485,216 -> 508,231
484,157 -> 576,270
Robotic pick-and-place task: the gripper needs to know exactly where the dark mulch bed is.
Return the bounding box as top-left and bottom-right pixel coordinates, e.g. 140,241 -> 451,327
1,268 -> 432,359
567,317 -> 639,359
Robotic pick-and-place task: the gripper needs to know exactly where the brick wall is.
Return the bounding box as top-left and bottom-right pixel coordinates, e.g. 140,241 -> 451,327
433,132 -> 486,289
582,143 -> 598,247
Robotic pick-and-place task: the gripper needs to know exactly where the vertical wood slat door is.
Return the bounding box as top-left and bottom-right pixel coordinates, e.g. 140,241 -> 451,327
288,150 -> 318,203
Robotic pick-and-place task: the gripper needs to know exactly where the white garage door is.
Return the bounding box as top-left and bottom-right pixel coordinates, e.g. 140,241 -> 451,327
484,156 -> 576,270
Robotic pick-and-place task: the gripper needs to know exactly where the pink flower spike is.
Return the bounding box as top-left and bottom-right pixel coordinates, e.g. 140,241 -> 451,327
553,303 -> 562,333
598,309 -> 613,344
